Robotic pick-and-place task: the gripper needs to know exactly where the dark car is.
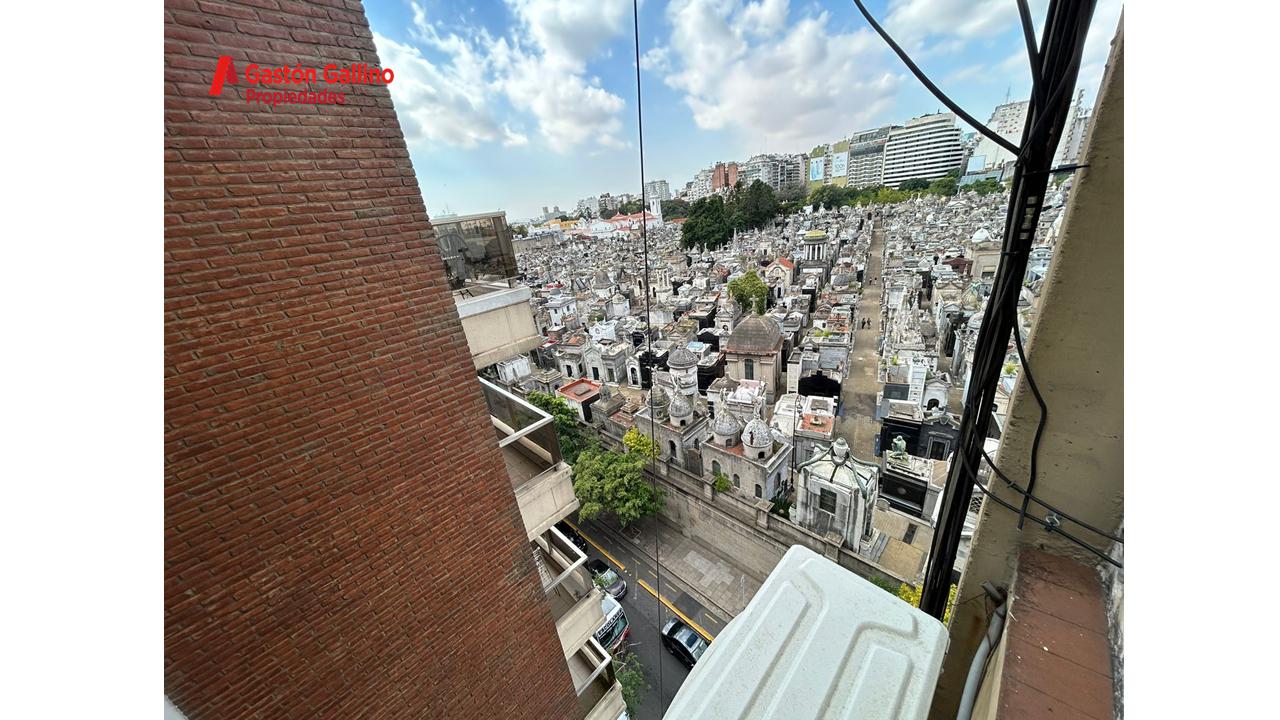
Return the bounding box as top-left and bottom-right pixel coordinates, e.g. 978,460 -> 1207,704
587,558 -> 627,599
556,521 -> 588,554
660,617 -> 709,668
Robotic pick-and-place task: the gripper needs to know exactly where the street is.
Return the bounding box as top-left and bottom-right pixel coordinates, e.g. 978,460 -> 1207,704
565,517 -> 729,720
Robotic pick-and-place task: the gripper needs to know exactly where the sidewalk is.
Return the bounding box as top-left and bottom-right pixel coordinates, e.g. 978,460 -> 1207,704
838,221 -> 887,458
585,514 -> 766,622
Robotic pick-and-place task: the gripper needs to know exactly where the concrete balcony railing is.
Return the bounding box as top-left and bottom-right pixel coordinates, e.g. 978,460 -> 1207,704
456,282 -> 542,368
480,378 -> 579,540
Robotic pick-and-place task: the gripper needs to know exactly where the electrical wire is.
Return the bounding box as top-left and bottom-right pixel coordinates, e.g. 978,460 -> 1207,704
980,447 -> 1123,544
630,0 -> 664,707
1010,324 -> 1047,530
851,0 -> 1020,157
960,451 -> 1121,568
1016,0 -> 1044,106
902,0 -> 1100,617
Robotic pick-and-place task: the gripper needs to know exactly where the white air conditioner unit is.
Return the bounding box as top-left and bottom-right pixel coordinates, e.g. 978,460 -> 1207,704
664,545 -> 947,720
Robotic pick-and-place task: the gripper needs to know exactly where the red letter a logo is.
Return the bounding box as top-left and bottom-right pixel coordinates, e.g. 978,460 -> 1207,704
209,56 -> 238,96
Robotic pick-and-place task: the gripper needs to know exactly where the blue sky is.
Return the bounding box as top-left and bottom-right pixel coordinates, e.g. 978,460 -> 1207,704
364,0 -> 1122,221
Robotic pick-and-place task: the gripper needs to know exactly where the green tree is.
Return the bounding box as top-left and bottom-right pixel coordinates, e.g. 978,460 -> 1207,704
899,178 -> 931,192
776,183 -> 807,203
713,471 -> 730,493
807,183 -> 846,210
614,653 -> 650,715
928,176 -> 958,196
600,207 -> 618,219
729,179 -> 779,231
681,195 -> 732,250
727,269 -> 769,315
618,199 -> 645,215
623,427 -> 658,459
661,198 -> 690,219
512,224 -> 529,236
967,178 -> 1004,195
572,448 -> 665,527
526,391 -> 585,464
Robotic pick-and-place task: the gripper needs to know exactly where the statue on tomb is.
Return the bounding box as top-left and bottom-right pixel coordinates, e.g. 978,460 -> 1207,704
887,434 -> 911,467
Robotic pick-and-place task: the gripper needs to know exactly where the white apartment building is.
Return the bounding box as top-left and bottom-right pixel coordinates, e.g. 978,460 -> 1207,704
643,179 -> 671,203
740,153 -> 804,193
882,113 -> 965,188
846,126 -> 894,188
576,196 -> 599,216
1054,90 -> 1092,167
687,168 -> 714,200
971,100 -> 1029,173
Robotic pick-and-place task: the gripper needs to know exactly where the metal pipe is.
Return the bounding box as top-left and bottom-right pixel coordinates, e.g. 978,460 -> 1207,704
957,583 -> 1010,720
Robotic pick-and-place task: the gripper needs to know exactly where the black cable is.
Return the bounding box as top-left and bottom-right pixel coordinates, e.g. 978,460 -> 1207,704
630,0 -> 664,707
1010,324 -> 1047,530
1016,0 -> 1044,103
914,0 -> 1099,617
851,0 -> 1020,156
960,452 -> 1121,569
981,448 -> 1122,544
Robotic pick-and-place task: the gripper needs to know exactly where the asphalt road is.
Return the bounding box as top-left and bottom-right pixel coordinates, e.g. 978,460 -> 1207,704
566,518 -> 727,720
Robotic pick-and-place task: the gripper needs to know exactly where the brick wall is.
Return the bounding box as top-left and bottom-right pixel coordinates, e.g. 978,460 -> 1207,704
164,2 -> 577,718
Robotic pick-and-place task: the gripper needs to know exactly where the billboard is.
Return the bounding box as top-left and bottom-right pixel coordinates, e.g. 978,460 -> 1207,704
831,151 -> 848,177
809,157 -> 824,182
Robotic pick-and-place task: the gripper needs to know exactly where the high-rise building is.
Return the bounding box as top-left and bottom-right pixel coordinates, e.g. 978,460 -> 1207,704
846,126 -> 895,189
970,100 -> 1029,174
740,154 -> 805,193
882,113 -> 966,188
163,3 -> 621,719
1054,90 -> 1092,167
576,196 -> 599,216
711,161 -> 739,191
688,168 -> 714,200
644,179 -> 671,203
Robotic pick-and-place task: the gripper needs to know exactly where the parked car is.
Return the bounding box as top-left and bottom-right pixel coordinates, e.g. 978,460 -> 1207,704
587,558 -> 627,599
555,521 -> 588,554
660,617 -> 709,668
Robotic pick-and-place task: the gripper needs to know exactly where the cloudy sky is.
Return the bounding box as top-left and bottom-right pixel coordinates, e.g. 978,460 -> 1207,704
365,0 -> 1123,221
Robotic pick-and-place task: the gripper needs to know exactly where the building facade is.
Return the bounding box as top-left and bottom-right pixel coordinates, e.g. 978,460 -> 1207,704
970,100 -> 1029,174
882,113 -> 965,188
163,1 -> 596,717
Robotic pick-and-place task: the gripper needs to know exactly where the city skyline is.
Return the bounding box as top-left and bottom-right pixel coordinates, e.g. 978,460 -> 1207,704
365,0 -> 1122,219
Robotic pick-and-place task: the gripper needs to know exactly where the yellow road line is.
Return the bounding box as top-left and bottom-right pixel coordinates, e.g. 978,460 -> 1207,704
637,578 -> 716,642
563,520 -> 626,571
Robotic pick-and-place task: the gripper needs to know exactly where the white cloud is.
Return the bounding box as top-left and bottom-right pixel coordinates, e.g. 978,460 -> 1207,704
640,45 -> 670,73
657,0 -> 900,150
885,0 -> 1017,48
373,1 -> 630,153
507,0 -> 632,71
373,32 -> 525,148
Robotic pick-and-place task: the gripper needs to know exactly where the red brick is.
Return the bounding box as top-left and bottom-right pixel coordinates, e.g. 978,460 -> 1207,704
164,3 -> 577,719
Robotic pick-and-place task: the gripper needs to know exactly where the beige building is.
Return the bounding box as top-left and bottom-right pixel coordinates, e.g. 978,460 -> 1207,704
723,315 -> 785,405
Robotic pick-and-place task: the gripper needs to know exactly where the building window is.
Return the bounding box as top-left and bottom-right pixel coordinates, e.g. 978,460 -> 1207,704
668,440 -> 678,458
754,484 -> 763,498
592,367 -> 600,381
903,524 -> 917,545
712,461 -> 721,476
565,365 -> 573,377
732,474 -> 740,489
607,368 -> 615,383
744,359 -> 754,380
819,488 -> 837,514
929,440 -> 948,460
629,368 -> 638,385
